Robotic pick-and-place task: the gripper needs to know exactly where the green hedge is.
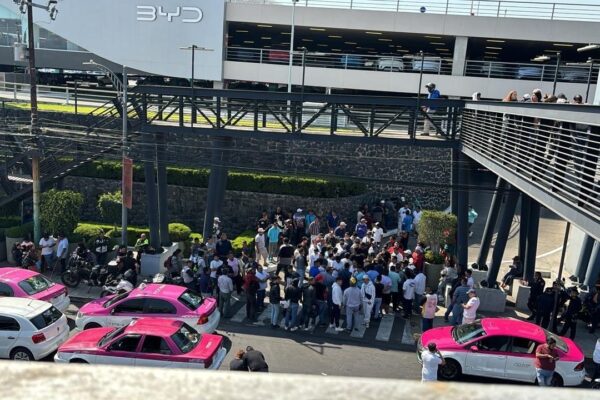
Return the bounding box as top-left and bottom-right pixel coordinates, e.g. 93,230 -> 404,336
75,222 -> 192,247
5,222 -> 33,239
0,216 -> 21,229
70,160 -> 365,198
231,230 -> 255,255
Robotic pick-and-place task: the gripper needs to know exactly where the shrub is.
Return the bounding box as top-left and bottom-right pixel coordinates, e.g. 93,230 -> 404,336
5,222 -> 33,239
40,189 -> 83,235
74,223 -> 114,240
0,216 -> 21,228
231,230 -> 256,255
418,210 -> 457,252
168,223 -> 192,243
424,250 -> 445,265
106,227 -> 150,247
97,191 -> 122,225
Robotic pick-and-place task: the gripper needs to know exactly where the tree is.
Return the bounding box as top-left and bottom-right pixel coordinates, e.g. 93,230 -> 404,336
40,189 -> 83,235
418,210 -> 457,252
97,191 -> 122,227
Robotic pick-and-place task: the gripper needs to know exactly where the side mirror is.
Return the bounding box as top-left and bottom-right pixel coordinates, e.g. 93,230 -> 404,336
470,345 -> 479,352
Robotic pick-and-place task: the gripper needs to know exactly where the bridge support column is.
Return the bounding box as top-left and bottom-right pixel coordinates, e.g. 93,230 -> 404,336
584,240 -> 600,288
156,133 -> 170,247
487,185 -> 519,287
450,149 -> 459,215
451,37 -> 469,77
456,153 -> 469,273
574,234 -> 595,283
523,198 -> 540,284
202,137 -> 232,240
518,194 -> 530,263
143,132 -> 161,250
476,177 -> 505,268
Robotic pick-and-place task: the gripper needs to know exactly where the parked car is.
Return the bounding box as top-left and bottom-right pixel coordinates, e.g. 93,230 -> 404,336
417,318 -> 585,386
268,50 -> 289,64
560,67 -> 591,83
377,57 -> 404,72
340,54 -> 364,69
479,62 -> 515,79
75,283 -> 220,333
412,57 -> 442,73
55,318 -> 226,368
0,297 -> 69,360
517,66 -> 543,80
0,267 -> 70,312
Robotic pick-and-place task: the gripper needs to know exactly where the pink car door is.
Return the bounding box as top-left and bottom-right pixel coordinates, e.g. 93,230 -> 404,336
464,336 -> 509,379
98,334 -> 141,366
134,335 -> 176,368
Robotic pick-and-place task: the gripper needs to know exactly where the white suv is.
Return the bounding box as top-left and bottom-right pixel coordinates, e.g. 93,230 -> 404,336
0,297 -> 70,361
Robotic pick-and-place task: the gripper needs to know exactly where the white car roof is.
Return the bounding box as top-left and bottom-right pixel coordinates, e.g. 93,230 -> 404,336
0,297 -> 51,317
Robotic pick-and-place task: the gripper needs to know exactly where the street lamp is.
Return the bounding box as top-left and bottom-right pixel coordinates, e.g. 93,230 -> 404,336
567,59 -> 597,103
577,44 -> 599,104
577,44 -> 600,53
180,45 -> 213,127
533,51 -> 561,96
83,60 -> 129,246
414,51 -> 425,136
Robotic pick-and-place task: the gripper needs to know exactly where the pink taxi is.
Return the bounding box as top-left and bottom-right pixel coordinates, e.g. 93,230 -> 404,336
418,318 -> 585,386
75,283 -> 220,333
0,267 -> 70,312
55,318 -> 226,368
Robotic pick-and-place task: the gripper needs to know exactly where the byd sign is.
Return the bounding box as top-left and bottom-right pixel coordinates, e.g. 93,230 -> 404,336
136,5 -> 203,23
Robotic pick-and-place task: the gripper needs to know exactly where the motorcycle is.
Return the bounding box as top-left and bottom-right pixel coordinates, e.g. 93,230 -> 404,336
151,272 -> 183,286
61,253 -> 117,288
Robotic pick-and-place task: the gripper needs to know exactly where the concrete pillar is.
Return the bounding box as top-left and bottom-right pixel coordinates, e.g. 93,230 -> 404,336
486,186 -> 519,287
156,133 -> 170,247
594,72 -> 600,105
456,153 -> 469,273
450,148 -> 459,215
574,234 -> 595,282
584,241 -> 600,287
476,177 -> 506,268
142,132 -> 160,250
518,194 -> 530,263
451,36 -> 469,76
523,199 -> 540,283
202,137 -> 232,240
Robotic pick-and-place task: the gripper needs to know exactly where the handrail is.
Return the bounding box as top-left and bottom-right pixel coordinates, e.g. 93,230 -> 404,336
228,0 -> 600,22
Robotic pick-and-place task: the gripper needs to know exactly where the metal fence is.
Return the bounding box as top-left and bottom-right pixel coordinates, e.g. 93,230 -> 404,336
461,102 -> 600,230
226,47 -> 453,74
229,0 -> 600,22
465,60 -> 600,83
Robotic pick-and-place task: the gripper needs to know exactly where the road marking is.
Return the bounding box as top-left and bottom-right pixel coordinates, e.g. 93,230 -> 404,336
230,303 -> 247,323
350,313 -> 367,338
253,306 -> 272,326
401,319 -> 414,345
375,315 -> 394,342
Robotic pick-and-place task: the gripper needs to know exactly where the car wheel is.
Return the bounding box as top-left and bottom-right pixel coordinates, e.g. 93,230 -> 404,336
84,322 -> 101,330
551,374 -> 564,387
10,347 -> 34,361
70,359 -> 88,364
438,359 -> 462,380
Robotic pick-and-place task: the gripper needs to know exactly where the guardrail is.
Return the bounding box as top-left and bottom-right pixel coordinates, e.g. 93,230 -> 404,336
229,0 -> 600,22
227,47 -> 454,74
465,60 -> 600,83
461,101 -> 600,234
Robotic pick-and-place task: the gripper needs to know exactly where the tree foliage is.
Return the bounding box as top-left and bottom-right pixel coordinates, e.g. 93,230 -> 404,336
40,189 -> 83,235
418,210 -> 457,252
97,191 -> 122,225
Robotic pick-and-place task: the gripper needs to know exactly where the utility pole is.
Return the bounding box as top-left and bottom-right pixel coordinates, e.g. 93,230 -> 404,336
121,66 -> 128,246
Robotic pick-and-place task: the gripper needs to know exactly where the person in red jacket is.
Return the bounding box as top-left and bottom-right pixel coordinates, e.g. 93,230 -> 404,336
243,267 -> 260,321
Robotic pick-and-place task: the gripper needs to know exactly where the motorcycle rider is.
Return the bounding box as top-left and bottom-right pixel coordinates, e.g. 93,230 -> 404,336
93,230 -> 110,266
119,250 -> 138,286
75,242 -> 95,265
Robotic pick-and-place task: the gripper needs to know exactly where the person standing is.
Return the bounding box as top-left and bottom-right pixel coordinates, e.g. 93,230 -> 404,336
38,232 -> 56,273
535,338 -> 560,386
421,342 -> 445,382
243,346 -> 269,372
93,230 -> 109,266
215,233 -> 233,261
209,254 -> 223,295
361,275 -> 375,328
590,338 -> 600,381
56,233 -> 69,274
422,82 -> 441,136
535,288 -> 556,329
402,271 -> 416,319
422,287 -> 438,332
449,278 -> 470,325
308,217 -> 321,243
343,277 -> 362,332
389,265 -> 401,312
254,228 -> 269,266
217,270 -> 234,318
268,276 -> 282,329
413,270 -> 427,313
559,288 -> 582,340
301,276 -> 317,330
243,267 -> 259,322
255,265 -> 269,312
267,224 -> 282,262
526,272 -> 546,321
462,289 -> 480,324
330,276 -> 344,331
467,205 -> 478,238
284,279 -> 301,331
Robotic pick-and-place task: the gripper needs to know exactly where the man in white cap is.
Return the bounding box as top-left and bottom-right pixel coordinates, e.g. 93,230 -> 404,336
254,228 -> 268,266
361,275 -> 376,328
422,82 -> 441,136
462,289 -> 480,324
334,221 -> 346,238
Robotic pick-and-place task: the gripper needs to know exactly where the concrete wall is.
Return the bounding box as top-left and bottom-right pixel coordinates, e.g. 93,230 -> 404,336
225,3 -> 600,44
224,60 -> 596,99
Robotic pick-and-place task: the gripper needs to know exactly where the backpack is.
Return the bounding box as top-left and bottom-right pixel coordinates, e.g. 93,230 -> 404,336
163,256 -> 173,270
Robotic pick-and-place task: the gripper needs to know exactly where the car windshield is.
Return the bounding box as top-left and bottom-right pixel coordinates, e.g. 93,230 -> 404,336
18,275 -> 54,295
98,326 -> 126,347
452,322 -> 486,344
29,305 -> 63,329
103,291 -> 131,308
178,290 -> 204,311
544,330 -> 569,353
170,323 -> 201,353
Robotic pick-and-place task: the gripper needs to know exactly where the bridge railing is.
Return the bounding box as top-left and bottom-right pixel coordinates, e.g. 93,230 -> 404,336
461,101 -> 600,232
